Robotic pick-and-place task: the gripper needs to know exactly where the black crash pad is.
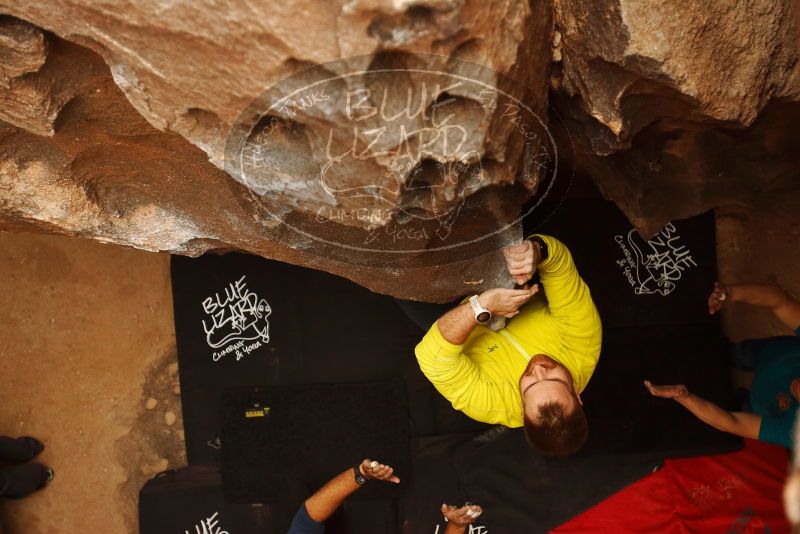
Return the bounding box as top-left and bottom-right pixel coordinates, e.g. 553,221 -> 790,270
533,201 -> 716,329
168,191 -> 741,534
170,254 -> 425,464
139,466 -> 273,534
220,381 -> 410,505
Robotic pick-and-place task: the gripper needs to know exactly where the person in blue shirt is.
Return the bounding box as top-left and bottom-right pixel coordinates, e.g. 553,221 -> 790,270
646,282 -> 800,448
287,458 -> 482,534
287,459 -> 399,534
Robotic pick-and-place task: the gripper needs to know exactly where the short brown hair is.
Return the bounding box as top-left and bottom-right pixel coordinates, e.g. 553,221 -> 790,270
523,400 -> 588,457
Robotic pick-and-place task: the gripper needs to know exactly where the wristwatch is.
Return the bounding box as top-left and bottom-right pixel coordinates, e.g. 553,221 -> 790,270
529,236 -> 549,262
353,464 -> 367,486
469,295 -> 492,325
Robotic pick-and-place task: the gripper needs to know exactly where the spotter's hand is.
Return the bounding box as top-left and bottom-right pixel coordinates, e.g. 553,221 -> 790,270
359,459 -> 400,484
644,380 -> 689,400
441,503 -> 482,527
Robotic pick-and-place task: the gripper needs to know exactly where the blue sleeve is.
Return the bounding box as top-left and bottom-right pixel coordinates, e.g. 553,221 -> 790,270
287,503 -> 325,534
757,413 -> 794,449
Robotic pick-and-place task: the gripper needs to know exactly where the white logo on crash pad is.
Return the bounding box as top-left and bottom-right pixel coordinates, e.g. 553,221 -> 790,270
614,222 -> 698,296
201,275 -> 271,361
185,511 -> 229,534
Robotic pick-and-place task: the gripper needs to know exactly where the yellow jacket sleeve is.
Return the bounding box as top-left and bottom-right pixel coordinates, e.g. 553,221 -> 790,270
525,234 -> 602,392
414,322 -> 521,427
530,234 -> 593,320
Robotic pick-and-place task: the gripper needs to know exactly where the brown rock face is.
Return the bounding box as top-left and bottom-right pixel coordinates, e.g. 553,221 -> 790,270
2,0 -> 544,165
0,4 -> 555,301
0,16 -> 69,136
557,0 -> 799,138
553,0 -> 800,235
0,1 -> 797,299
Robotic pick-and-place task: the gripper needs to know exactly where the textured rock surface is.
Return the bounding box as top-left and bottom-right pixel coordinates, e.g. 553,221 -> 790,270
0,2 -> 553,270
0,7 -> 553,301
0,0 -> 541,165
556,0 -> 800,143
553,0 -> 800,235
0,16 -> 77,136
0,0 -> 798,298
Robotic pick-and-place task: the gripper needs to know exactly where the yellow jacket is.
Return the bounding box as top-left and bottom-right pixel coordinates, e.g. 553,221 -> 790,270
414,235 -> 602,428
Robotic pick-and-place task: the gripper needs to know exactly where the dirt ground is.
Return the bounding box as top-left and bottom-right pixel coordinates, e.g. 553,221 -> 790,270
0,184 -> 797,533
0,233 -> 185,534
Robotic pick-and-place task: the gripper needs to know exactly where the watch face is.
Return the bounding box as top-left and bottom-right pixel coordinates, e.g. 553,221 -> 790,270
354,466 -> 367,485
477,311 -> 491,323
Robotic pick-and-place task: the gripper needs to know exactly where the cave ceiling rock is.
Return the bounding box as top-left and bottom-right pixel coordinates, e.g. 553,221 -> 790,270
0,1 -> 555,302
552,0 -> 800,236
556,0 -> 800,152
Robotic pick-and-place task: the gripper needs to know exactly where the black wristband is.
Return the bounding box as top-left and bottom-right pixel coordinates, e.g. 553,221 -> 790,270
529,236 -> 549,262
353,463 -> 367,485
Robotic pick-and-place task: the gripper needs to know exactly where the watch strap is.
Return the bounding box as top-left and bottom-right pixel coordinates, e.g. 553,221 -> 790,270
353,464 -> 367,485
469,295 -> 492,324
529,235 -> 549,262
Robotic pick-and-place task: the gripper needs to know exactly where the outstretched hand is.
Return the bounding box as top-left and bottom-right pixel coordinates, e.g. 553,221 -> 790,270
359,459 -> 400,484
644,380 -> 689,400
479,286 -> 539,318
708,282 -> 729,315
441,503 -> 482,527
503,240 -> 538,285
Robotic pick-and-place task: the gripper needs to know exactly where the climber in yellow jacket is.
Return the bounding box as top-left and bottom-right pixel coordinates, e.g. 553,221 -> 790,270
415,235 -> 602,456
